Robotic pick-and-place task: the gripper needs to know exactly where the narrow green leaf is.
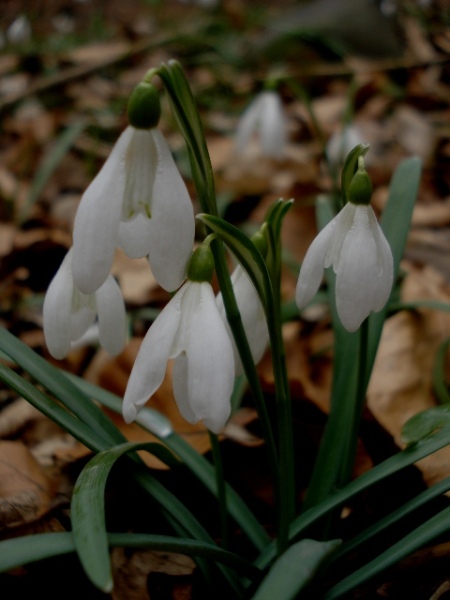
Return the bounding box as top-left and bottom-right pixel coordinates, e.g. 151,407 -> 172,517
324,504 -> 450,599
0,327 -> 124,447
65,372 -> 270,552
255,425 -> 450,570
0,363 -> 101,452
71,442 -> 182,592
401,406 -> 450,444
334,476 -> 450,561
251,539 -> 341,600
0,531 -> 261,581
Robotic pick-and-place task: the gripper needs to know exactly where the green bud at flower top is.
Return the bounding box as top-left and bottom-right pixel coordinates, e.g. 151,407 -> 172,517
347,156 -> 372,205
187,245 -> 215,283
127,82 -> 161,130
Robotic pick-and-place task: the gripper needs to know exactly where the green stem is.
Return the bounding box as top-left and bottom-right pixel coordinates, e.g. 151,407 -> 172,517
209,431 -> 229,550
339,317 -> 369,485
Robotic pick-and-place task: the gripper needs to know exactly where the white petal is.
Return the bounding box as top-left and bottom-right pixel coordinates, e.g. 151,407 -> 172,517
43,252 -> 75,359
335,206 -> 378,332
182,282 -> 234,433
234,94 -> 264,154
367,207 -> 394,312
172,354 -> 197,425
217,266 -> 268,376
69,302 -> 96,343
259,92 -> 287,159
95,275 -> 127,355
122,285 -> 185,423
146,130 -> 195,292
118,213 -> 152,258
324,202 -> 356,271
121,129 -> 156,222
295,217 -> 336,309
72,127 -> 133,294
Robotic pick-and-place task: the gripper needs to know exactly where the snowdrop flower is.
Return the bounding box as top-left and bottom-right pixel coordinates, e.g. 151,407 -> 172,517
217,260 -> 268,375
43,249 -> 126,359
296,158 -> 393,332
123,245 -> 235,433
326,124 -> 365,169
235,90 -> 287,160
72,82 -> 195,295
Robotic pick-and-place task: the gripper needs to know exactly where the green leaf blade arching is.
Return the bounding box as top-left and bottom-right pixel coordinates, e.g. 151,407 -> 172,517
251,539 -> 341,600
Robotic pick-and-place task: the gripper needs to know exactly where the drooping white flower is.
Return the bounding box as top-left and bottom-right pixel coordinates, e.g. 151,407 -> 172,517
43,249 -> 127,359
72,126 -> 195,295
216,264 -> 268,376
123,279 -> 235,433
326,124 -> 365,169
235,91 -> 287,160
296,199 -> 393,332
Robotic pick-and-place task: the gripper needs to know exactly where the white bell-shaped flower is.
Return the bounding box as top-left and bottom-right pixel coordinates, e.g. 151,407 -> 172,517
43,249 -> 127,359
123,247 -> 235,433
296,161 -> 393,332
326,124 -> 365,169
216,264 -> 268,376
72,125 -> 195,295
235,90 -> 287,160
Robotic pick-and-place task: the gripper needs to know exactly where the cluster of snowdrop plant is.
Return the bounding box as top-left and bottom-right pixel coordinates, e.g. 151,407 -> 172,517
3,60 -> 450,600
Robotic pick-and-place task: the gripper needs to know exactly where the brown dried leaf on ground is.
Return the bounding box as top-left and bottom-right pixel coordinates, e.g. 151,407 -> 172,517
0,440 -> 53,530
111,547 -> 195,600
367,262 -> 450,487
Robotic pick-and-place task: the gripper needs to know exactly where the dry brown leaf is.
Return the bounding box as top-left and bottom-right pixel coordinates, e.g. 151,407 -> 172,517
367,263 -> 450,486
0,398 -> 41,438
0,440 -> 53,529
111,547 -> 195,600
258,321 -> 333,414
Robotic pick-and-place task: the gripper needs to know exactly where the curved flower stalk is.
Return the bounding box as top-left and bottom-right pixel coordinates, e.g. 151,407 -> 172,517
296,158 -> 393,332
123,246 -> 235,434
235,90 -> 287,160
216,264 -> 269,376
43,249 -> 127,359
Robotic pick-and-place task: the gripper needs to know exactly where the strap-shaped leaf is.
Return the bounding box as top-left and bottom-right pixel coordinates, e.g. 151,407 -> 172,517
251,539 -> 341,600
66,372 -> 270,552
0,531 -> 261,582
71,442 -> 182,592
255,425 -> 450,570
324,503 -> 450,599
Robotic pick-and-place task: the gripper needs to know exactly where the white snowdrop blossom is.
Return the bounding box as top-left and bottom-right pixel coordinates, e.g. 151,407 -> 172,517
43,249 -> 126,359
72,125 -> 195,295
216,265 -> 268,376
123,280 -> 235,434
326,125 -> 365,168
296,201 -> 393,332
235,91 -> 287,160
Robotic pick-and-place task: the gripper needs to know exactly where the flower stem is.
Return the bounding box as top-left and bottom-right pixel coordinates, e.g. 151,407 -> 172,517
208,431 -> 229,550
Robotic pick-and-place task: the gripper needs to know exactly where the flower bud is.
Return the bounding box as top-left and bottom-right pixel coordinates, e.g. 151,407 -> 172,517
187,245 -> 215,282
347,156 -> 372,205
251,227 -> 268,258
127,82 -> 161,130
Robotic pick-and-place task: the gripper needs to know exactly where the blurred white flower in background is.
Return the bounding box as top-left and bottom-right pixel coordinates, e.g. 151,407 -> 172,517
235,91 -> 287,160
